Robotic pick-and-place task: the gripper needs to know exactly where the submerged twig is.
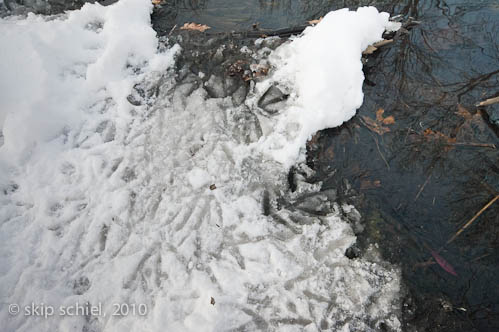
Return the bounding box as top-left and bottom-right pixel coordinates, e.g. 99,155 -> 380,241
414,173 -> 432,202
168,24 -> 177,37
447,195 -> 499,244
448,142 -> 496,149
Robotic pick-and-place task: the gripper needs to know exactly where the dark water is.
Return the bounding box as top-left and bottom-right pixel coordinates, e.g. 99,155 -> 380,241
303,1 -> 499,331
2,0 -> 498,330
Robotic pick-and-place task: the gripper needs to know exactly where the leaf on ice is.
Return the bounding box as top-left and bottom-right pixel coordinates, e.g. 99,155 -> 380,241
180,23 -> 211,32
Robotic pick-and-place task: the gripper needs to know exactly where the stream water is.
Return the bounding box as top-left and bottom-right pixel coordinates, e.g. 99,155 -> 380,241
1,0 -> 498,331
156,1 -> 499,329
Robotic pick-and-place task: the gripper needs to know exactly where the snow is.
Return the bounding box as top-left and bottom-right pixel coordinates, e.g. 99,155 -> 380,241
0,1 -> 401,331
250,7 -> 401,167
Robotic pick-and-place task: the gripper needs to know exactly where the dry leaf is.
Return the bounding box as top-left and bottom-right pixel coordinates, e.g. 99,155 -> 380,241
151,0 -> 161,4
361,116 -> 390,135
210,297 -> 216,305
361,108 -> 395,135
455,104 -> 472,120
209,184 -> 216,190
325,146 -> 334,160
382,116 -> 395,125
423,129 -> 457,152
308,17 -> 323,25
360,179 -> 381,190
180,22 -> 211,32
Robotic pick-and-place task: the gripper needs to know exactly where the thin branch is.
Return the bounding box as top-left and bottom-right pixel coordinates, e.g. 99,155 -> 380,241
447,195 -> 499,244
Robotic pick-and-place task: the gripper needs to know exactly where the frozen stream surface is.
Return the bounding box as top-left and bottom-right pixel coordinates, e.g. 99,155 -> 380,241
0,0 -> 402,331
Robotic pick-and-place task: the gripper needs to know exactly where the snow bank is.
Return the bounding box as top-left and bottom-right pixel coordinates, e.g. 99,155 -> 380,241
0,2 -> 401,332
0,0 -> 178,162
251,7 -> 400,167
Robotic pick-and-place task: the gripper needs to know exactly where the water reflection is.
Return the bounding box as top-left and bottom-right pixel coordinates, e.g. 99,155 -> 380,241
306,0 -> 498,330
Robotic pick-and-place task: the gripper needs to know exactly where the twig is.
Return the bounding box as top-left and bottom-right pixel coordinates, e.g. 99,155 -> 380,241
373,39 -> 394,48
373,135 -> 390,170
362,39 -> 393,55
448,142 -> 496,149
447,195 -> 499,244
414,173 -> 432,202
168,24 -> 177,37
476,96 -> 499,107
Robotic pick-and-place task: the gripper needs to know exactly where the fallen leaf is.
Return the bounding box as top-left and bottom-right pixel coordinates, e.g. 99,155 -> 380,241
361,116 -> 390,135
423,129 -> 456,144
430,250 -> 458,276
324,146 -> 334,160
180,22 -> 211,32
210,297 -> 216,305
308,17 -> 323,25
209,184 -> 216,190
361,108 -> 395,135
360,179 -> 381,190
151,0 -> 161,4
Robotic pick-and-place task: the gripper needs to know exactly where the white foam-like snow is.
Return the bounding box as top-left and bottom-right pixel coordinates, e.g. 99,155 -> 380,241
0,2 -> 401,331
250,7 -> 400,167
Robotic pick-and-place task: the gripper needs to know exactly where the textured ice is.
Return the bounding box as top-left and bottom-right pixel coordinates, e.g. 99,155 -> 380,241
0,1 -> 401,331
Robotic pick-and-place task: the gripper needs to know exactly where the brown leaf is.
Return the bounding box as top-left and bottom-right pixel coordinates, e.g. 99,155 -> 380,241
210,297 -> 215,305
361,108 -> 395,135
361,116 -> 390,135
456,104 -> 472,120
151,0 -> 161,4
209,184 -> 216,190
180,22 -> 211,32
308,17 -> 323,25
360,179 -> 381,190
382,116 -> 395,125
375,108 -> 386,122
324,146 -> 334,160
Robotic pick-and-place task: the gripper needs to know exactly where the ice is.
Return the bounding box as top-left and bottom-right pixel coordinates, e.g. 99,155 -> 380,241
0,2 -> 402,331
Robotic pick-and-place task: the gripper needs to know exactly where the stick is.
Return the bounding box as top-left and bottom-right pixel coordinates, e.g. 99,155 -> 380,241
447,195 -> 499,244
373,135 -> 390,170
448,142 -> 496,149
414,173 -> 432,202
168,24 -> 177,37
476,96 -> 499,107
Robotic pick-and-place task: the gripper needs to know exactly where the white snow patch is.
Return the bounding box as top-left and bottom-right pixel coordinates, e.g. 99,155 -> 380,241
187,167 -> 211,189
250,7 -> 401,167
0,2 -> 401,332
